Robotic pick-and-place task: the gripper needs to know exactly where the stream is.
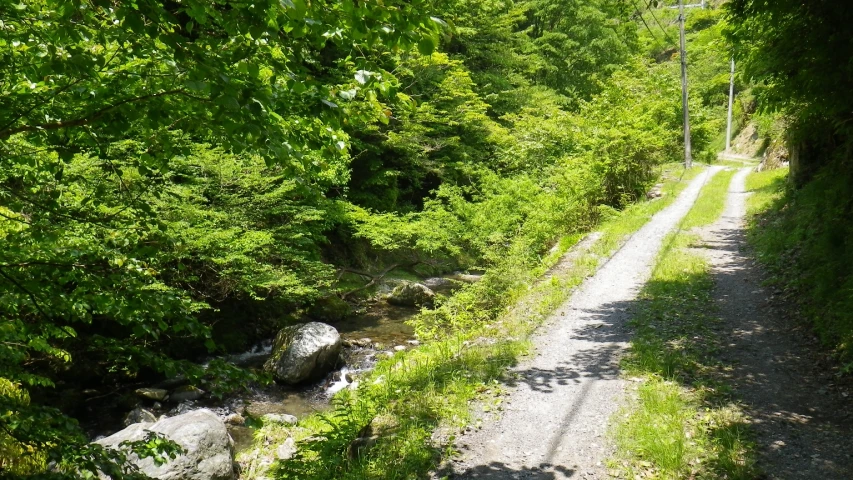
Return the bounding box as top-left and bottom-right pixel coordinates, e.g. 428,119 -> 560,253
88,276 -> 473,454
219,299 -> 423,453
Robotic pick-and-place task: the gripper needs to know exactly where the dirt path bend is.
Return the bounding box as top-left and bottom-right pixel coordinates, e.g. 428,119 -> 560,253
449,166 -> 723,480
702,168 -> 853,479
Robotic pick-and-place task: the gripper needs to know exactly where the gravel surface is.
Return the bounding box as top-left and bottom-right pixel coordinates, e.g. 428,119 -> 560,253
702,168 -> 853,479
449,167 -> 723,479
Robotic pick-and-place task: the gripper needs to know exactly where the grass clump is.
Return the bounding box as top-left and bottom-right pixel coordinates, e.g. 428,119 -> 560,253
613,167 -> 758,480
615,380 -> 695,476
237,165 -> 703,480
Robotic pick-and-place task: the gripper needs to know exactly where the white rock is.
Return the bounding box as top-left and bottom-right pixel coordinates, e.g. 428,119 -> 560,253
263,323 -> 341,384
262,413 -> 297,425
96,409 -> 234,480
276,437 -> 297,460
123,407 -> 156,426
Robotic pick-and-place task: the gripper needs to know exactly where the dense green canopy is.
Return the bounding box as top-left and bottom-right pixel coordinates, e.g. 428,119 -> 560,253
0,0 -> 735,476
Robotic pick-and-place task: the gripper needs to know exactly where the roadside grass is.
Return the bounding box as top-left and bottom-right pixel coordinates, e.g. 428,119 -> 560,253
613,167 -> 759,479
745,167 -> 787,216
236,164 -> 704,480
745,165 -> 853,370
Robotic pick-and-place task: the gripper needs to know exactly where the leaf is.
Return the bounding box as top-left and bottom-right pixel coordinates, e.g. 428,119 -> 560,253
430,16 -> 449,28
184,80 -> 210,93
354,70 -> 372,85
339,88 -> 357,100
418,36 -> 437,56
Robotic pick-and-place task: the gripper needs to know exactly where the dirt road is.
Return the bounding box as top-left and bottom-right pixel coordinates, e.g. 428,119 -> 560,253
449,166 -> 723,479
701,168 -> 853,479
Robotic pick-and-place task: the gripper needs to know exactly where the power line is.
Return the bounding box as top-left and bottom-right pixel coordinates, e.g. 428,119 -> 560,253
646,0 -> 676,45
635,0 -> 676,48
635,0 -> 662,45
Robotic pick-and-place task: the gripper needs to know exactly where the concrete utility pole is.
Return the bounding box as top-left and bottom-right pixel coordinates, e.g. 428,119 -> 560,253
725,58 -> 735,153
679,0 -> 693,168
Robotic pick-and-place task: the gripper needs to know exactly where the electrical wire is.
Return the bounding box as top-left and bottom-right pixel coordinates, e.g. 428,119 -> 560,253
635,2 -> 662,45
646,0 -> 677,45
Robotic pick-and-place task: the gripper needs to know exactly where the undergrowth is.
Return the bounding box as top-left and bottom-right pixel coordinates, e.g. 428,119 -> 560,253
746,163 -> 853,371
613,167 -> 758,479
236,164 -> 703,480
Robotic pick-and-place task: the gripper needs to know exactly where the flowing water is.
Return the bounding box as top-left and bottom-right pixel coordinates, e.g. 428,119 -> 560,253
87,276 -> 471,453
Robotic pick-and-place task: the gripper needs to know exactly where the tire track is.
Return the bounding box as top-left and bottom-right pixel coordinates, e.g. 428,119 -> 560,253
450,166 -> 724,479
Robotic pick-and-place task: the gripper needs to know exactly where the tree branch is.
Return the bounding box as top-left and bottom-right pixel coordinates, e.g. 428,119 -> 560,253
339,262 -> 421,300
0,90 -> 205,139
0,266 -> 52,320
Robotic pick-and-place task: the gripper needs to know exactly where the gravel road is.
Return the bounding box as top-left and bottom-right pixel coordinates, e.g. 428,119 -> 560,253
702,168 -> 853,479
449,166 -> 723,479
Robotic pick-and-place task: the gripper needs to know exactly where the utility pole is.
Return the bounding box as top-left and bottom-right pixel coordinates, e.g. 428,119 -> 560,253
725,58 -> 735,153
678,0 -> 692,168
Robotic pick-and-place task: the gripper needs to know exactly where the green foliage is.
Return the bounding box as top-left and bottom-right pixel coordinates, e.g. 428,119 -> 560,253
0,0 -> 734,476
0,0 -> 441,168
746,166 -> 853,366
725,0 -> 853,186
726,0 -> 853,141
241,165 -> 706,480
0,0 -> 439,475
730,0 -> 853,369
159,147 -> 337,303
0,380 -> 44,475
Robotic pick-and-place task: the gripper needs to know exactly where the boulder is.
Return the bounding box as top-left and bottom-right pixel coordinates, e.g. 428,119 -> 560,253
386,282 -> 435,307
263,322 -> 342,384
376,278 -> 406,295
123,407 -> 157,427
422,277 -> 454,289
647,184 -> 664,199
276,437 -> 297,460
243,401 -> 287,418
136,388 -> 168,402
169,385 -> 205,403
96,409 -> 234,480
448,272 -> 483,283
343,337 -> 372,348
224,413 -> 245,426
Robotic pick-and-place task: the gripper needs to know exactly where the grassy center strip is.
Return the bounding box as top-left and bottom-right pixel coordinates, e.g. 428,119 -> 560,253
611,168 -> 759,479
238,164 -> 703,480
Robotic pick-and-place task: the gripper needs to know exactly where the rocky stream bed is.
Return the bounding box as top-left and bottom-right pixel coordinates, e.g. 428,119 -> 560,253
81,274 -> 479,479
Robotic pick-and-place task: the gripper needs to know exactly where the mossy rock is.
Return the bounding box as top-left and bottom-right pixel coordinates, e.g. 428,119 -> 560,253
386,282 -> 435,307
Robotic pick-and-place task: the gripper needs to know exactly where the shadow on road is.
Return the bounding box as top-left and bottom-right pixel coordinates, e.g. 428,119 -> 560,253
451,461 -> 575,479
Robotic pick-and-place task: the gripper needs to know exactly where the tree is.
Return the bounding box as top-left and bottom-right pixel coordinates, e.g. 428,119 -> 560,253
725,0 -> 853,154
0,0 -> 439,476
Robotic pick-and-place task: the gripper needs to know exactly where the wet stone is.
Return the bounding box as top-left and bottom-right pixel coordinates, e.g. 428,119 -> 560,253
262,413 -> 297,425
135,388 -> 168,402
